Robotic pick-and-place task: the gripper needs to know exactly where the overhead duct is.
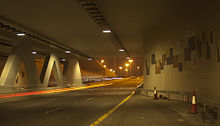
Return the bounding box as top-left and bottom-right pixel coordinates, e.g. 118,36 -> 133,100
77,0 -> 130,57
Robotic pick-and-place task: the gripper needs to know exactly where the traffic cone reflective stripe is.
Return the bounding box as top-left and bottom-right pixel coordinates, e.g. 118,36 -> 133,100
153,87 -> 158,100
154,89 -> 157,94
191,92 -> 197,114
192,96 -> 196,104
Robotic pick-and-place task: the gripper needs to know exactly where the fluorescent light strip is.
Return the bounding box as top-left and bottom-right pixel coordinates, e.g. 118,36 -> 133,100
118,49 -> 125,52
32,51 -> 37,54
65,50 -> 71,54
17,33 -> 25,36
102,30 -> 111,33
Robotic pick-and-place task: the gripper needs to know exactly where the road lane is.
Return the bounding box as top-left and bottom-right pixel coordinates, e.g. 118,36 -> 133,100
0,77 -> 141,126
0,77 -> 207,126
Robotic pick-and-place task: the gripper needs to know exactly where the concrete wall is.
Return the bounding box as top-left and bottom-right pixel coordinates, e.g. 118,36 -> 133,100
143,0 -> 220,105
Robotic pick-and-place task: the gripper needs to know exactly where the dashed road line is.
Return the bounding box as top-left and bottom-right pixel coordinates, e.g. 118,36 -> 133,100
86,98 -> 95,101
48,98 -> 56,101
46,106 -> 62,114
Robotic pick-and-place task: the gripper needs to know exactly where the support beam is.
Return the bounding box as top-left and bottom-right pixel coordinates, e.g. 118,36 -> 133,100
0,46 -> 21,87
63,58 -> 83,86
0,42 -> 40,88
21,44 -> 40,87
40,53 -> 63,87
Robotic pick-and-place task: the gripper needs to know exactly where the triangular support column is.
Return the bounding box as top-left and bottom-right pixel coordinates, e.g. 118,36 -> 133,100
40,53 -> 63,87
63,57 -> 83,87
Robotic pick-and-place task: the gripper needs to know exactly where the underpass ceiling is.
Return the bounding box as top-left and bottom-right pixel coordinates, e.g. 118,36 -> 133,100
0,0 -> 192,58
95,0 -> 193,57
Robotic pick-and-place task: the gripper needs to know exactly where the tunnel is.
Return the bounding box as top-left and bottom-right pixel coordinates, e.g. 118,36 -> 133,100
0,0 -> 219,126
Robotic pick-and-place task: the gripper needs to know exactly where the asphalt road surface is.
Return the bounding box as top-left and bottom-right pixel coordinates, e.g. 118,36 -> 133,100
0,77 -> 209,126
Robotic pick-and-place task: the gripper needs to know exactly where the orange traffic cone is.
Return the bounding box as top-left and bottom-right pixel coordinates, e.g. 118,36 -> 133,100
153,86 -> 158,100
190,91 -> 197,114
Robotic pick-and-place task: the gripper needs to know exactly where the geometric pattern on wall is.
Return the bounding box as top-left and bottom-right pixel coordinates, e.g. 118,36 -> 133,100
146,30 -> 215,76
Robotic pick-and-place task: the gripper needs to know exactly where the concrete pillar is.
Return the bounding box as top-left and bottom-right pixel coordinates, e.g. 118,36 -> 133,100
0,44 -> 40,88
0,46 -> 22,87
63,58 -> 83,86
40,53 -> 63,87
21,44 -> 40,88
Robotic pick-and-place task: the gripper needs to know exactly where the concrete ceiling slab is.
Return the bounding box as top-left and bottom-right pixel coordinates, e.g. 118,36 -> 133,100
0,0 -> 192,58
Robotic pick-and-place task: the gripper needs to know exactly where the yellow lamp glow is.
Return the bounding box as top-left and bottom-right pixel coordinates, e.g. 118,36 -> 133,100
128,59 -> 133,63
101,60 -> 104,63
125,63 -> 129,67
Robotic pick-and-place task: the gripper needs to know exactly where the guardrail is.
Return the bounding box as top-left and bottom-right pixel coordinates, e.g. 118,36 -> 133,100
135,87 -> 192,102
82,77 -> 124,84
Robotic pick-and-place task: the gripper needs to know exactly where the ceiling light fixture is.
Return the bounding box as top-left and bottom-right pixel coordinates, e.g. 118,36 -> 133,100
88,58 -> 92,60
17,33 -> 25,36
102,30 -> 111,33
32,51 -> 37,54
65,50 -> 71,54
118,49 -> 125,52
62,58 -> 66,61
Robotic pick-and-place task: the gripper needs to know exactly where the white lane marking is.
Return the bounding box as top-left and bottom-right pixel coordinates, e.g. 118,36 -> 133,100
48,98 -> 56,101
46,106 -> 62,114
86,98 -> 94,101
139,116 -> 144,119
